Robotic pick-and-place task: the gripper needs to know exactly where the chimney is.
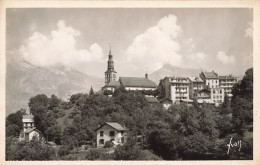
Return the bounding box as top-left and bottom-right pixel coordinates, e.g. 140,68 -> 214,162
145,72 -> 148,79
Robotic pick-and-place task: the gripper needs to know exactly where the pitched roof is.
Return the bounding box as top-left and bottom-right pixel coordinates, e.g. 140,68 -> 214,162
197,99 -> 215,104
170,76 -> 187,80
198,88 -> 211,93
180,99 -> 193,103
24,128 -> 40,133
219,75 -> 238,80
119,77 -> 157,88
96,122 -> 127,131
159,97 -> 172,103
105,69 -> 117,73
188,76 -> 204,83
145,97 -> 159,103
202,71 -> 218,79
104,80 -> 121,87
22,115 -> 34,119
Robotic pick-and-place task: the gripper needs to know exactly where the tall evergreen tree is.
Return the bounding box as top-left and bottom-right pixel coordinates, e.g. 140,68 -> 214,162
89,86 -> 94,96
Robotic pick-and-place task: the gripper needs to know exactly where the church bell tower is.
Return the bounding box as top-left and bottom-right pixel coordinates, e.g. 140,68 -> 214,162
105,44 -> 117,84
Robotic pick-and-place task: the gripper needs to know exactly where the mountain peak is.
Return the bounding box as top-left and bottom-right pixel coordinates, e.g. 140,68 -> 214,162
150,63 -> 202,84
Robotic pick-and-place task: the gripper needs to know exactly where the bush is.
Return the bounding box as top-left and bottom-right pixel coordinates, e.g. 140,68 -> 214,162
85,148 -> 102,160
58,147 -> 71,157
104,141 -> 114,148
6,139 -> 55,160
114,143 -> 144,160
61,155 -> 78,160
141,150 -> 162,160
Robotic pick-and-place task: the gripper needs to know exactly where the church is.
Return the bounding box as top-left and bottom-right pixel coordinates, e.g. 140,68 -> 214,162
102,45 -> 157,93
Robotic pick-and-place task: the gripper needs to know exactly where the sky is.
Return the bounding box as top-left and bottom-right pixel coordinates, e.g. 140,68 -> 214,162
6,8 -> 253,77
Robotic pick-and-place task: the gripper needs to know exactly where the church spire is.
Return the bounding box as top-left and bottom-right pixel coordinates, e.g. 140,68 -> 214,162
109,42 -> 112,55
105,43 -> 117,85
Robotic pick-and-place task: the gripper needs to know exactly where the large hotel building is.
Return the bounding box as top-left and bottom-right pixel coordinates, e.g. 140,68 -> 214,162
158,71 -> 238,109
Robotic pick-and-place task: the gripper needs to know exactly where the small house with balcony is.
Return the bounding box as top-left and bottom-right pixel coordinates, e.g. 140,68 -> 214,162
95,122 -> 127,148
19,114 -> 42,142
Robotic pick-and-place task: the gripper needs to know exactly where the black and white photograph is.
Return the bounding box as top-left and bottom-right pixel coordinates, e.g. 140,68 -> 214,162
1,0 -> 259,163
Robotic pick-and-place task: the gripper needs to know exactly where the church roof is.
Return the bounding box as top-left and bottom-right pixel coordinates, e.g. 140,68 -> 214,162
119,77 -> 157,88
104,80 -> 121,87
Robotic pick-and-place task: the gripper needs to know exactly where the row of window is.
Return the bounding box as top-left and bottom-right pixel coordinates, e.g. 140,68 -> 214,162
213,100 -> 223,103
207,80 -> 218,84
212,89 -> 222,94
213,95 -> 222,99
171,79 -> 188,82
106,74 -> 116,78
100,131 -> 115,137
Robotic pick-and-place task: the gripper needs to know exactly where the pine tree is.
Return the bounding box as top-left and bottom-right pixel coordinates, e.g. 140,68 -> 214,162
89,86 -> 94,96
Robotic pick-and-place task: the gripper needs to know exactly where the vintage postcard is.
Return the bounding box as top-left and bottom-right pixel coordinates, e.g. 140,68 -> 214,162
0,0 -> 259,165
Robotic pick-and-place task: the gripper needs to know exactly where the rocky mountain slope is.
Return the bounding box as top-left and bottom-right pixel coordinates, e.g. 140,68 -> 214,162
149,63 -> 204,84
6,60 -> 103,115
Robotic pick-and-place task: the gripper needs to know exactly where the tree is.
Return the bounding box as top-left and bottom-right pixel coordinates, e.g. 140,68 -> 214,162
6,109 -> 26,130
221,94 -> 231,115
232,68 -> 253,100
231,68 -> 253,135
89,86 -> 94,96
6,124 -> 20,137
28,94 -> 49,114
48,95 -> 61,110
45,125 -> 61,144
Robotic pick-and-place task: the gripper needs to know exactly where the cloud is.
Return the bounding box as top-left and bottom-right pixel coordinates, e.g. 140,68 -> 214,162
193,52 -> 207,61
19,20 -> 104,67
125,14 -> 183,72
216,51 -> 235,64
244,21 -> 253,39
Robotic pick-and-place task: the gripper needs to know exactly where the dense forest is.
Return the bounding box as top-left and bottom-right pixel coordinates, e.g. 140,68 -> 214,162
6,68 -> 253,160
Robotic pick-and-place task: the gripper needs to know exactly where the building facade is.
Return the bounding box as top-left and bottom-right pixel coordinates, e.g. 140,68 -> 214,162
200,71 -> 219,89
158,71 -> 238,108
188,76 -> 205,99
210,88 -> 225,105
169,77 -> 190,104
219,75 -> 238,97
158,77 -> 191,105
96,122 -> 127,148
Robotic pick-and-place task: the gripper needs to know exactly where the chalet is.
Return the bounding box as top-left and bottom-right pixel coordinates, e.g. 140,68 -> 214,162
95,122 -> 127,148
